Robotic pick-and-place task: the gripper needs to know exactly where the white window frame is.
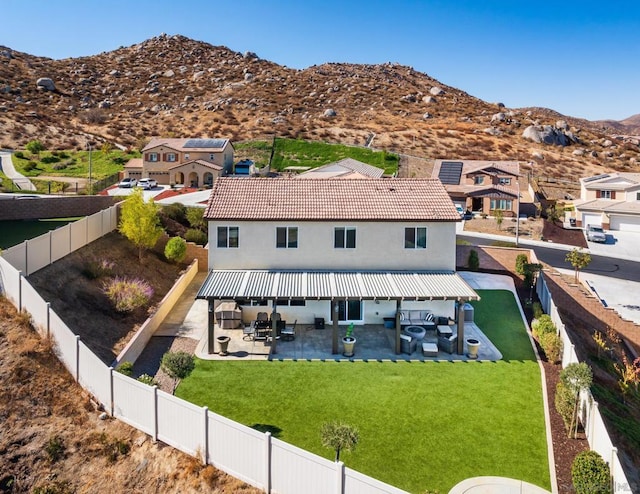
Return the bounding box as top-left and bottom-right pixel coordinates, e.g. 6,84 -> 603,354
404,227 -> 427,249
334,227 -> 356,249
276,227 -> 298,248
498,177 -> 512,185
148,152 -> 159,162
600,190 -> 612,199
167,153 -> 177,162
217,226 -> 239,248
490,199 -> 513,210
474,176 -> 484,185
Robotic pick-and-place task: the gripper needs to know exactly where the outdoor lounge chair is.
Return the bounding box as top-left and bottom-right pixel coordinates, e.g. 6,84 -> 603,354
281,320 -> 297,341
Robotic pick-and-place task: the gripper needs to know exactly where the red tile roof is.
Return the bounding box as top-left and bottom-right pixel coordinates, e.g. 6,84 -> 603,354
205,178 -> 460,221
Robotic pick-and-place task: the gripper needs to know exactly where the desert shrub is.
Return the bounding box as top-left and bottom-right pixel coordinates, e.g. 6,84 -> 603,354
26,140 -> 45,155
14,151 -> 24,159
515,253 -> 528,275
32,481 -> 74,494
24,161 -> 38,172
185,228 -> 208,246
532,301 -> 544,319
116,361 -> 134,376
45,435 -> 65,463
99,433 -> 130,463
554,380 -> 576,433
40,155 -> 60,164
102,277 -> 154,312
163,202 -> 187,223
165,236 -> 187,263
52,162 -> 67,170
571,450 -> 611,494
467,249 -> 479,271
137,373 -> 158,386
539,331 -> 563,363
186,206 -> 206,231
82,257 -> 114,279
531,314 -> 556,339
80,108 -> 108,125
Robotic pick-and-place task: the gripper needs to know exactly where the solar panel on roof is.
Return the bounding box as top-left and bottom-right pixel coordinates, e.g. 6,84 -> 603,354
183,138 -> 227,149
438,161 -> 463,185
583,173 -> 610,183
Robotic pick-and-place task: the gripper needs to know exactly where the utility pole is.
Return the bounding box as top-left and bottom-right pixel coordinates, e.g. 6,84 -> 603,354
88,141 -> 93,195
515,180 -> 520,247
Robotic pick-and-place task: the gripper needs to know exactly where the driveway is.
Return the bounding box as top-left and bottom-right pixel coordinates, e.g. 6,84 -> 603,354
0,150 -> 36,191
585,229 -> 639,262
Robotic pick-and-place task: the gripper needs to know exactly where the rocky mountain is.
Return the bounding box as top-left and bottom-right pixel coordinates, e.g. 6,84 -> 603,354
1,33 -> 639,179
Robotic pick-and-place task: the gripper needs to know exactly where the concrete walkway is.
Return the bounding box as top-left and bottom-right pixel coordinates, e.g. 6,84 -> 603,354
449,476 -> 552,494
0,150 -> 36,191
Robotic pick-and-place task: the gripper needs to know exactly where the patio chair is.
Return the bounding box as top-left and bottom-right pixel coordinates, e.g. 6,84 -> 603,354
281,320 -> 297,341
243,324 -> 255,341
256,311 -> 269,328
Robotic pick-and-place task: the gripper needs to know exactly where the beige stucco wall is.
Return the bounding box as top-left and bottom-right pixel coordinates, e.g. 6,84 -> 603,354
208,220 -> 457,271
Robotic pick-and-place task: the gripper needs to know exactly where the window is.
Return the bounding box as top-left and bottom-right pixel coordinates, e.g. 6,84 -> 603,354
499,177 -> 512,185
184,153 -> 190,160
167,153 -> 177,162
274,299 -> 306,307
210,153 -> 215,160
217,226 -> 239,248
474,176 -> 484,185
600,190 -> 612,199
148,152 -> 159,162
404,227 -> 427,249
334,227 -> 356,249
490,199 -> 513,210
636,192 -> 640,201
276,227 -> 298,248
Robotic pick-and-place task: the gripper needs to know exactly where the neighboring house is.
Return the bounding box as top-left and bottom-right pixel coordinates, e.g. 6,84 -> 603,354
432,159 -> 521,216
124,138 -> 234,187
197,177 -> 479,354
574,172 -> 640,231
296,158 -> 385,179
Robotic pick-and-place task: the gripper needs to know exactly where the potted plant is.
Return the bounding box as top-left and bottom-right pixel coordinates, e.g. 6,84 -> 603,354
342,323 -> 356,357
466,338 -> 481,359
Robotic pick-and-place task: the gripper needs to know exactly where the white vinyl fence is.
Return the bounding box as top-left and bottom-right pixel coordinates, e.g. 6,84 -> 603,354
537,273 -> 633,493
0,208 -> 408,494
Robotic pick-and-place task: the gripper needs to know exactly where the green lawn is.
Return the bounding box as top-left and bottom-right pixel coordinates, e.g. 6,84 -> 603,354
236,138 -> 399,175
0,219 -> 79,249
178,290 -> 549,493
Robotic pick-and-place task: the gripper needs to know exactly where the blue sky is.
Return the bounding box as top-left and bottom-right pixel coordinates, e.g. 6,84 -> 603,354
3,0 -> 638,121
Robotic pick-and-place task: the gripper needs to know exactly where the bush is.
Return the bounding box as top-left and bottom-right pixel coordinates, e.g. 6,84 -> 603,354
163,202 -> 187,223
186,206 -> 206,230
116,361 -> 134,377
137,373 -> 158,386
539,331 -> 563,363
571,450 -> 611,494
33,481 -> 73,494
161,351 -> 195,394
102,277 -> 154,312
14,151 -> 24,159
185,228 -> 208,246
532,301 -> 543,319
45,435 -> 65,463
41,155 -> 60,164
554,380 -> 576,433
165,236 -> 187,263
82,257 -> 114,279
467,249 -> 479,271
515,254 -> 528,275
24,161 -> 38,172
531,314 -> 556,339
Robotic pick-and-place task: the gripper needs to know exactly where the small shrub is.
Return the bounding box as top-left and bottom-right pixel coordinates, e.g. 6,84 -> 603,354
539,331 -> 563,363
185,228 -> 208,246
40,155 -> 60,164
102,277 -> 154,312
515,253 -> 528,275
32,481 -> 73,494
82,257 -> 114,279
99,433 -> 131,463
24,161 -> 38,172
161,351 -> 195,394
531,314 -> 556,339
52,162 -> 68,170
165,236 -> 187,263
116,361 -> 134,376
14,151 -> 24,159
554,380 -> 576,433
45,435 -> 65,463
571,450 -> 611,494
532,301 -> 543,319
137,373 -> 158,386
186,206 -> 206,231
467,249 -> 479,271
163,202 -> 187,223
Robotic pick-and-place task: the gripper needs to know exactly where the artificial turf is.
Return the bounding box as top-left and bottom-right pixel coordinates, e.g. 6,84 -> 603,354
177,290 -> 550,493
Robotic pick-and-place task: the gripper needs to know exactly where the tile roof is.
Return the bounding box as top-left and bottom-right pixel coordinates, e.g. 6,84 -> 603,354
124,158 -> 143,169
142,137 -> 230,153
432,159 -> 520,185
204,177 -> 460,221
168,159 -> 222,171
575,199 -> 640,214
298,158 -> 385,179
581,172 -> 640,190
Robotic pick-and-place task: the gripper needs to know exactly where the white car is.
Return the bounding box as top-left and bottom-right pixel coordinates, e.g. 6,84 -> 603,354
455,205 -> 465,218
137,178 -> 157,190
586,225 -> 606,243
118,177 -> 137,188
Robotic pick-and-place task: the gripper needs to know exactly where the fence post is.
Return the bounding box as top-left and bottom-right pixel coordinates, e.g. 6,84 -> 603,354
109,367 -> 114,416
24,240 -> 28,276
264,431 -> 272,493
75,335 -> 80,381
152,385 -> 158,442
203,406 -> 209,465
17,271 -> 23,312
46,302 -> 50,338
335,460 -> 344,494
48,231 -> 52,266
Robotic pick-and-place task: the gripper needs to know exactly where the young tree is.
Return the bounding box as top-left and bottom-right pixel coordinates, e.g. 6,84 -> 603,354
26,139 -> 45,158
320,421 -> 359,462
565,248 -> 591,283
467,249 -> 479,271
560,362 -> 593,438
161,351 -> 195,394
186,206 -> 207,231
119,188 -> 164,262
494,209 -> 503,230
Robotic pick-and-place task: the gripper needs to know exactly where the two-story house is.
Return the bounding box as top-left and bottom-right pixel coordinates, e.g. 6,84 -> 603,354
432,160 -> 521,216
575,172 -> 640,231
124,138 -> 234,187
197,177 -> 478,354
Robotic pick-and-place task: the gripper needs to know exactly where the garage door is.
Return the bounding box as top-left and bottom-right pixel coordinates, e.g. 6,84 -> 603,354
610,215 -> 640,232
582,213 -> 602,228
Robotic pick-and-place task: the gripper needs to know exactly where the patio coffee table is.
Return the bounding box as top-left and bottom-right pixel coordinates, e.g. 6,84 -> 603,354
437,325 -> 453,337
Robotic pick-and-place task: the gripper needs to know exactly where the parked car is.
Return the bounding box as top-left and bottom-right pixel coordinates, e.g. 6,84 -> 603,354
118,177 -> 137,188
586,225 -> 606,243
455,205 -> 465,218
137,178 -> 157,190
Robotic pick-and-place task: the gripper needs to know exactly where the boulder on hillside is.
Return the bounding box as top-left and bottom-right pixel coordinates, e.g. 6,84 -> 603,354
36,77 -> 55,91
484,127 -> 501,136
323,108 -> 337,117
491,112 -> 506,123
402,94 -> 417,103
556,120 -> 569,130
422,112 -> 433,119
422,96 -> 437,104
522,125 -> 580,146
430,86 -> 444,96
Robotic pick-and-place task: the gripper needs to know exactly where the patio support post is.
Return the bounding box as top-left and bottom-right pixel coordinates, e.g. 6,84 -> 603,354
207,299 -> 215,354
456,300 -> 465,354
395,299 -> 401,354
332,299 -> 339,354
271,303 -> 278,354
